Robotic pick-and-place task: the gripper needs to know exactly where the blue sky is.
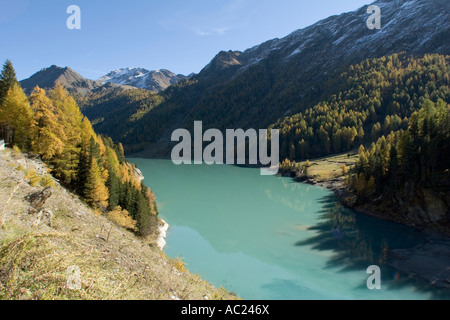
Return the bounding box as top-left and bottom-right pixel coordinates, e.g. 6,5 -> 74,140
0,0 -> 371,80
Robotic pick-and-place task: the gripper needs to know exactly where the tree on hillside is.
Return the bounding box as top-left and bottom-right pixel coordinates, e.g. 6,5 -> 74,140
271,54 -> 450,161
49,84 -> 84,184
0,60 -> 159,237
0,60 -> 30,148
29,86 -> 66,160
0,60 -> 18,105
75,117 -> 98,194
0,83 -> 33,148
106,170 -> 121,210
352,98 -> 450,201
135,189 -> 157,237
84,157 -> 109,209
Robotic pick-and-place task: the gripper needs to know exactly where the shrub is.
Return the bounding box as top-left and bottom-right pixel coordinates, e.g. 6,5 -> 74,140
25,169 -> 41,187
41,174 -> 56,188
107,206 -> 137,231
12,145 -> 21,156
173,257 -> 186,273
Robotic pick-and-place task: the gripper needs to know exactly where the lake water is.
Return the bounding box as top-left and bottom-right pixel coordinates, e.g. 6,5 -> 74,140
129,158 -> 449,300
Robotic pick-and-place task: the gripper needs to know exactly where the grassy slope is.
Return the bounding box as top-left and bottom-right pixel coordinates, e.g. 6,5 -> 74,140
303,153 -> 358,183
0,148 -> 236,300
282,152 -> 359,188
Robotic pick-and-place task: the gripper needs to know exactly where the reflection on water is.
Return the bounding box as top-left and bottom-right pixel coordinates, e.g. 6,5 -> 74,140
129,158 -> 450,300
296,194 -> 450,299
263,180 -> 320,220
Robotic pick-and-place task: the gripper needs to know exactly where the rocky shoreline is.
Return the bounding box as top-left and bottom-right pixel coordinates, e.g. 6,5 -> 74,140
280,168 -> 450,290
157,218 -> 170,250
281,167 -> 450,235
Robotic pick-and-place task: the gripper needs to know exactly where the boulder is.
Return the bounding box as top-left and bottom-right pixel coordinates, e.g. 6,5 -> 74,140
28,187 -> 52,212
422,189 -> 450,223
32,209 -> 53,227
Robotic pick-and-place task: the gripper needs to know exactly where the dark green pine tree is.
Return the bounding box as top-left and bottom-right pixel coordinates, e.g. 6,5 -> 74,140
115,143 -> 126,163
135,192 -> 155,237
76,142 -> 91,195
120,181 -> 137,218
106,171 -> 121,210
0,60 -> 18,105
387,144 -> 399,185
89,137 -> 102,165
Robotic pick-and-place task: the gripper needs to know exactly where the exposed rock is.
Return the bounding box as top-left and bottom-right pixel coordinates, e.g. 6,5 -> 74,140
20,65 -> 134,98
98,68 -> 186,93
131,0 -> 450,157
156,219 -> 170,250
170,293 -> 181,300
28,187 -> 52,212
26,153 -> 42,161
342,194 -> 358,208
198,50 -> 243,81
348,186 -> 450,234
389,239 -> 450,289
133,167 -> 145,183
32,209 -> 53,227
405,206 -> 429,226
422,189 -> 449,223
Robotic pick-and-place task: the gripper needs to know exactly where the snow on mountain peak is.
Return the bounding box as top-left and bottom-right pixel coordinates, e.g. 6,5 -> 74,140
98,68 -> 186,92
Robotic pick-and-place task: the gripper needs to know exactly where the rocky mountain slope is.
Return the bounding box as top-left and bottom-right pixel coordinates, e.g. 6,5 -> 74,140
199,0 -> 449,84
185,0 -> 450,125
20,65 -> 134,98
98,68 -> 186,93
0,147 -> 236,300
129,0 -> 450,156
18,0 -> 450,156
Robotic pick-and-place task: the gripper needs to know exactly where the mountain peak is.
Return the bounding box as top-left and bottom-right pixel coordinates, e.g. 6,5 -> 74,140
98,68 -> 186,92
197,50 -> 243,81
195,0 -> 449,83
20,65 -> 132,97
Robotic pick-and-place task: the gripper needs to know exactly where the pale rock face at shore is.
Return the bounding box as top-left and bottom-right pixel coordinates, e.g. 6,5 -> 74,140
157,219 -> 170,250
133,167 -> 145,183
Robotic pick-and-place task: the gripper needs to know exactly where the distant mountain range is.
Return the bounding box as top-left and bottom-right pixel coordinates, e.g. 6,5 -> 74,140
128,0 -> 450,156
97,68 -> 186,92
20,66 -> 186,96
20,65 -> 134,97
19,0 -> 450,156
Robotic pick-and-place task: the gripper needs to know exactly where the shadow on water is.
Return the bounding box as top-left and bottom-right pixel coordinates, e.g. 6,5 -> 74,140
260,279 -> 319,300
296,193 -> 450,299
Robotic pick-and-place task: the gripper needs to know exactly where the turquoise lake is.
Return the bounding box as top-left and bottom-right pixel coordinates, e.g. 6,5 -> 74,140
129,158 -> 449,300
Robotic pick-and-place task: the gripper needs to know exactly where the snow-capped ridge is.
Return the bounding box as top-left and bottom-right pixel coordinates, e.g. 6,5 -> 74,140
98,68 -> 186,92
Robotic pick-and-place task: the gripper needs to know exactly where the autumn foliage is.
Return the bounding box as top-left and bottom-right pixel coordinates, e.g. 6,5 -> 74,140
0,61 -> 158,237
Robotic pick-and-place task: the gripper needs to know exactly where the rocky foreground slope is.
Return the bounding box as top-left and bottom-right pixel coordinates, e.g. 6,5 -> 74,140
0,148 -> 235,300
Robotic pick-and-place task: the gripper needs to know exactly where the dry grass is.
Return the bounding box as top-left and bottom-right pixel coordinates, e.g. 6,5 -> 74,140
302,152 -> 359,182
24,169 -> 41,187
0,148 -> 236,300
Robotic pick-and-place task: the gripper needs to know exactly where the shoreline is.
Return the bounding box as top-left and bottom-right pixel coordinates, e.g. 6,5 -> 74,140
131,156 -> 450,292
129,154 -> 449,236
0,148 -> 236,300
280,164 -> 450,236
157,218 -> 170,250
281,170 -> 450,290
